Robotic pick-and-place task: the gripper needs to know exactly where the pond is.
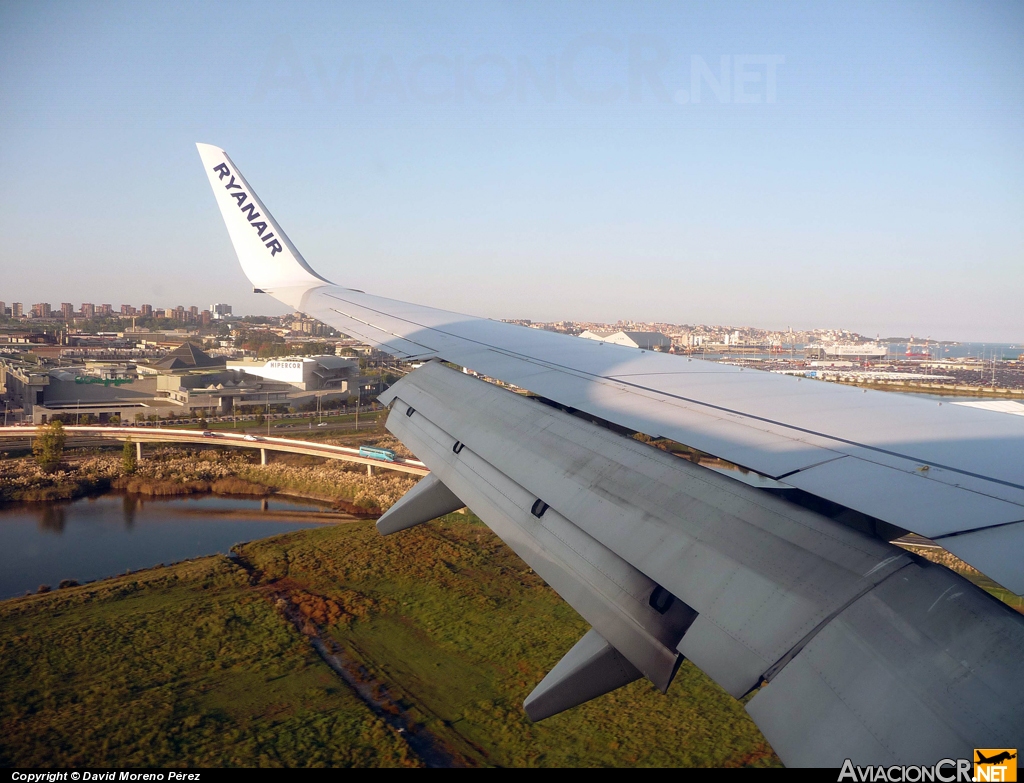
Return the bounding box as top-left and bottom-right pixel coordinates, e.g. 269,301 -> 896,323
0,494 -> 347,600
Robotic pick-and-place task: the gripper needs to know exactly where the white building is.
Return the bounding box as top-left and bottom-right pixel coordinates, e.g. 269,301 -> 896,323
210,303 -> 233,320
578,330 -> 672,351
226,355 -> 357,391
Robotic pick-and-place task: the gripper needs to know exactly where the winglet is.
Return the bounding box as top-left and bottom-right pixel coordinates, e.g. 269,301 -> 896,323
196,143 -> 333,294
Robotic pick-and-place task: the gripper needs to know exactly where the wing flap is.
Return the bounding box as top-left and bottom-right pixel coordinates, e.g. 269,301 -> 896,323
381,362 -> 1024,763
382,363 -> 913,698
939,521 -> 1024,591
384,390 -> 696,691
746,562 -> 1024,765
782,456 -> 1024,539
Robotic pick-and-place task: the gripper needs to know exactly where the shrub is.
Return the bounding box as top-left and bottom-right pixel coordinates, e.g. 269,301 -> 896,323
210,478 -> 268,496
122,438 -> 137,475
33,421 -> 66,473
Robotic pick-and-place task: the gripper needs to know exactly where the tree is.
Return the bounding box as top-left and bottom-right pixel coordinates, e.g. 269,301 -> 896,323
122,437 -> 137,475
33,421 -> 66,472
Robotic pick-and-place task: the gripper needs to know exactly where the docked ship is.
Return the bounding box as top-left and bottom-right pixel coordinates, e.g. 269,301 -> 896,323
905,339 -> 932,359
804,342 -> 888,362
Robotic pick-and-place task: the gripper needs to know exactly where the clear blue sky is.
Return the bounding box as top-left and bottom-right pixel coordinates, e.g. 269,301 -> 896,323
1,0 -> 1021,341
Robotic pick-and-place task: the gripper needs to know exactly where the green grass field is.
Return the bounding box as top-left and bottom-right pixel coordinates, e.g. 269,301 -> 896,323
0,513 -> 779,768
0,557 -> 416,767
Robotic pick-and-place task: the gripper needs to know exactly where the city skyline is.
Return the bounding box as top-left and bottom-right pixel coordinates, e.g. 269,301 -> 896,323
0,300 -> 232,324
3,294 -> 1020,350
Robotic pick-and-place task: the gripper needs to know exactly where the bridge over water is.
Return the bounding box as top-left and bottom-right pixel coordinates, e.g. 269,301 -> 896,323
0,426 -> 429,476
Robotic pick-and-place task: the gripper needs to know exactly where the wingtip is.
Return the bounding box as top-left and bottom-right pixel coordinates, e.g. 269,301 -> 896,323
196,142 -> 334,296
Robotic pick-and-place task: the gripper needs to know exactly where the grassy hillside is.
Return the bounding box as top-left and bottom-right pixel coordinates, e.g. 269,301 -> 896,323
0,513 -> 779,767
238,515 -> 779,767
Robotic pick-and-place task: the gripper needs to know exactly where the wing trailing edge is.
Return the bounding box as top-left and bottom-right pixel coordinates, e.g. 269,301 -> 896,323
378,362 -> 1024,765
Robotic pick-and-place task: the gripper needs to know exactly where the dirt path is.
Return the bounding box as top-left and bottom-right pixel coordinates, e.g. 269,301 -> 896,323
231,552 -> 477,768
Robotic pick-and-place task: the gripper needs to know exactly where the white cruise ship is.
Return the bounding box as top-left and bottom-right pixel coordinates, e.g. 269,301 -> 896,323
805,342 -> 888,361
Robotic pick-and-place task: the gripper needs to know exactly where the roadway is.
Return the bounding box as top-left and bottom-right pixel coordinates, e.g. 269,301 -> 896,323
0,426 -> 429,476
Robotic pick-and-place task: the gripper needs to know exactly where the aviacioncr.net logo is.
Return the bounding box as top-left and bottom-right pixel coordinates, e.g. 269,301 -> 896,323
974,749 -> 1017,782
838,759 -> 972,782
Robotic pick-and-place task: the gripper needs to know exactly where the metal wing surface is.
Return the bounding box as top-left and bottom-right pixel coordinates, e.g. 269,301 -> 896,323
197,144 -> 1024,765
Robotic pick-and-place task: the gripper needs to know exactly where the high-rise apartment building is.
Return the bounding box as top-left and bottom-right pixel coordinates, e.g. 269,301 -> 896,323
61,303 -> 74,320
99,304 -> 113,317
201,309 -> 211,327
11,303 -> 23,318
30,303 -> 52,318
211,303 -> 233,319
0,302 -> 5,318
81,303 -> 95,319
140,304 -> 153,317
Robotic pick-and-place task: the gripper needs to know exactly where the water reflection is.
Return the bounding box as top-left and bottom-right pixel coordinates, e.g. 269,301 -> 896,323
122,495 -> 138,529
39,506 -> 66,534
1,494 -> 333,600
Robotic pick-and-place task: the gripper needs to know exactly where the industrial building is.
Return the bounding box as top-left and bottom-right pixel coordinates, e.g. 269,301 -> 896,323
1,343 -> 360,423
226,355 -> 357,391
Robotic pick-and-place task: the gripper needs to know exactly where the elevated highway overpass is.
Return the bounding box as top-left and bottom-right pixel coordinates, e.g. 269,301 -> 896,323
0,426 -> 429,476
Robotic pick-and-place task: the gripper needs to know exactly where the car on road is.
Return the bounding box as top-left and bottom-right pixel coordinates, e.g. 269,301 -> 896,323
317,422 -> 329,427
243,434 -> 260,442
202,431 -> 214,437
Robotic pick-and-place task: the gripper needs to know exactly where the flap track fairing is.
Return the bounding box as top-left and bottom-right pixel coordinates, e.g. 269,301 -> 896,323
524,628 -> 643,722
376,473 -> 465,535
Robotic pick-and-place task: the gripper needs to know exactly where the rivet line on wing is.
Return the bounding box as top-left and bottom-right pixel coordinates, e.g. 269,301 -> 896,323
328,306 -> 437,354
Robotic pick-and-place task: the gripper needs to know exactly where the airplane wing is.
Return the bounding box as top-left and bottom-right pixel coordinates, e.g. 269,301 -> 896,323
197,143 -> 1024,767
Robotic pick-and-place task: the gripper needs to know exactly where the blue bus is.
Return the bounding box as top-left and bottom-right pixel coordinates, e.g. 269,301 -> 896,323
359,446 -> 397,462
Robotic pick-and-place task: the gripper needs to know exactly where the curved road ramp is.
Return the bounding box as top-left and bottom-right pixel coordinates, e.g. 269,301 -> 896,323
0,425 -> 429,476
